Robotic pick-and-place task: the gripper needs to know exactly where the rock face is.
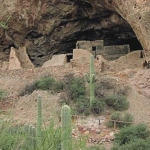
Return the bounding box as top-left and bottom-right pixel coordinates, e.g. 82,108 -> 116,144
0,0 -> 149,66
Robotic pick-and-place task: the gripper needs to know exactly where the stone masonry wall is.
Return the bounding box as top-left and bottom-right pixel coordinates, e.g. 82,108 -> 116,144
76,40 -> 130,61
8,47 -> 34,70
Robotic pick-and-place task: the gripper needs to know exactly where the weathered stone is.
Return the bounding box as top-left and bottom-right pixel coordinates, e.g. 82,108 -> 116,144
42,54 -> 67,67
2,61 -> 9,70
17,47 -> 35,69
76,40 -> 104,56
72,49 -> 92,61
8,47 -> 34,70
8,47 -> 22,70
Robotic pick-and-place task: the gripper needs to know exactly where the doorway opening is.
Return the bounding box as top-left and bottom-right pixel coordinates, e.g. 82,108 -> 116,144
92,46 -> 96,58
66,53 -> 73,62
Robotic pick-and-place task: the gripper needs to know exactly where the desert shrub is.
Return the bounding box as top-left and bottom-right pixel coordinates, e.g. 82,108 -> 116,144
104,95 -> 129,111
107,112 -> 123,128
111,112 -> 122,121
34,77 -> 55,90
116,85 -> 130,96
114,123 -> 150,146
75,96 -> 90,116
59,92 -> 70,105
19,82 -> 37,96
61,74 -> 86,104
114,139 -> 150,150
107,112 -> 133,128
0,89 -> 8,100
20,77 -> 64,96
91,99 -> 106,114
0,121 -> 61,150
95,79 -> 114,98
0,122 -> 24,150
122,113 -> 134,127
86,145 -> 106,150
0,129 -> 18,149
69,77 -> 86,101
52,81 -> 64,92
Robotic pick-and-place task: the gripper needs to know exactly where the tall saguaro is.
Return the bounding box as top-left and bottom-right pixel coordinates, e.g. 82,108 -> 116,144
85,55 -> 95,106
61,105 -> 72,150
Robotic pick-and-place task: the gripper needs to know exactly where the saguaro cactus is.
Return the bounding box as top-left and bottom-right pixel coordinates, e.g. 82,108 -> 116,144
85,55 -> 95,106
61,105 -> 72,150
36,95 -> 42,149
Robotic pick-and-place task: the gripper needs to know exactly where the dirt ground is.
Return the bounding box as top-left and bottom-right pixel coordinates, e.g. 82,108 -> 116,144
0,50 -> 150,149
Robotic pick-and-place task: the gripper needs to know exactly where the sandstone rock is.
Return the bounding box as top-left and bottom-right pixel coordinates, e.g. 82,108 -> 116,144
8,47 -> 22,70
8,47 -> 34,70
42,54 -> 67,67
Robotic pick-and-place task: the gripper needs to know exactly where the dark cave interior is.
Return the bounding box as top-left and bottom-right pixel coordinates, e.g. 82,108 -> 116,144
59,26 -> 143,55
24,25 -> 143,66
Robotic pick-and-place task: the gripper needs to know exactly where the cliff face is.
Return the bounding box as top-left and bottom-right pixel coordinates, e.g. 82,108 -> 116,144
0,0 -> 149,66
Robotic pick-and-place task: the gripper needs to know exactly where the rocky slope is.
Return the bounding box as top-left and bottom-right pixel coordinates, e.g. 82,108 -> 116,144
1,0 -> 149,66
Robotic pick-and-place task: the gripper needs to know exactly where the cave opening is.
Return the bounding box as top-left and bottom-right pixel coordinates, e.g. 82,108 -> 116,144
61,26 -> 143,55
92,46 -> 96,58
112,38 -> 143,51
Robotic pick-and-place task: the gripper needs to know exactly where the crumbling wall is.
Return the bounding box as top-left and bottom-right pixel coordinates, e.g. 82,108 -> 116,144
17,47 -> 35,69
8,47 -> 34,70
8,47 -> 22,70
70,49 -> 91,68
76,40 -> 130,61
42,54 -> 67,67
76,40 -> 104,53
103,45 -> 130,60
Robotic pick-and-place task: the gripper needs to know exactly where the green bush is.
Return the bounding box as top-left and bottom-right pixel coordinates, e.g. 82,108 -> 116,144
91,99 -> 106,114
114,124 -> 150,146
35,77 -> 56,91
61,75 -> 86,104
20,77 -> 64,96
69,77 -> 86,101
111,112 -> 122,121
86,145 -> 106,150
108,112 -> 122,128
107,112 -> 133,128
104,95 -> 129,111
122,113 -> 134,127
52,81 -> 64,92
116,139 -> 150,150
75,96 -> 90,116
0,121 -> 61,150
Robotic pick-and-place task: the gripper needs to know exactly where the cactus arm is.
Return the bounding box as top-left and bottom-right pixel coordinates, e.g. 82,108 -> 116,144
84,73 -> 90,83
61,105 -> 72,150
91,74 -> 95,83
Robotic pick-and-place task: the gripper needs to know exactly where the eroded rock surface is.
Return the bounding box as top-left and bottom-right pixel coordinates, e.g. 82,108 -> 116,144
0,0 -> 149,66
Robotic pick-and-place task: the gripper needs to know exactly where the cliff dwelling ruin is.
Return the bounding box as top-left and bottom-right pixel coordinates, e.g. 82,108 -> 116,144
2,39 -> 144,70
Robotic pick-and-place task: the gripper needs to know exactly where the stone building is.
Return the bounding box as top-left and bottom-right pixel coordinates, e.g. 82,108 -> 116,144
75,40 -> 130,60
